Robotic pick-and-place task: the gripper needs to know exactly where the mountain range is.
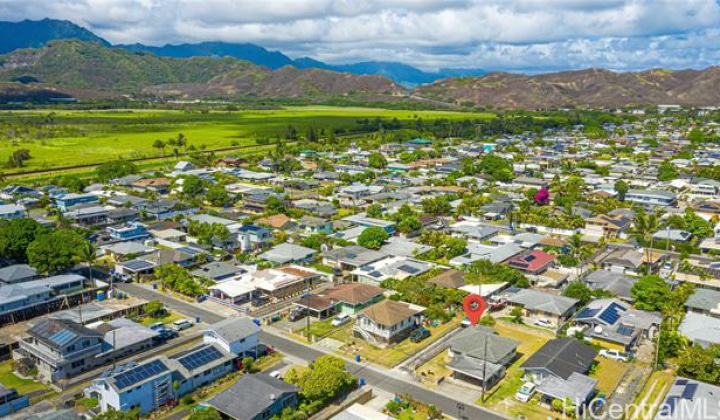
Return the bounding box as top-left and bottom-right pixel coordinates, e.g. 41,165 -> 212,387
0,18 -> 485,87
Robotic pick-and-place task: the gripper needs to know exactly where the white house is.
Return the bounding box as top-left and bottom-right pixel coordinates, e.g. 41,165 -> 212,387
202,317 -> 261,356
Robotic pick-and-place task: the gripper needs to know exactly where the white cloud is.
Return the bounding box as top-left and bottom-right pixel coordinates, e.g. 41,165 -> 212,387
1,0 -> 720,72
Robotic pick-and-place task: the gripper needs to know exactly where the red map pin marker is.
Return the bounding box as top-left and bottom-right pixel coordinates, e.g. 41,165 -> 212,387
463,294 -> 486,327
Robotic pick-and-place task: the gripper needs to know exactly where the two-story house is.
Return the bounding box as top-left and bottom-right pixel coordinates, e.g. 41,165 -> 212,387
354,300 -> 423,346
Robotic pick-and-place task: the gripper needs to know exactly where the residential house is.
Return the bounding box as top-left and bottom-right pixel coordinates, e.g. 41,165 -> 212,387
584,214 -> 632,238
679,312 -> 720,347
297,215 -> 333,235
190,262 -> 245,283
131,178 -> 171,194
55,193 -> 98,211
521,338 -> 597,384
322,283 -> 385,315
507,250 -> 556,275
0,275 -> 86,317
505,288 -> 579,327
355,300 -> 423,345
207,374 -> 300,420
0,264 -> 38,284
655,377 -> 720,420
574,299 -> 661,351
352,256 -> 432,286
446,326 -> 519,388
0,204 -> 27,220
584,270 -> 638,302
322,246 -> 386,271
259,243 -> 317,265
88,317 -> 259,414
685,288 -> 720,317
107,222 -> 149,241
342,212 -> 396,234
625,189 -> 678,207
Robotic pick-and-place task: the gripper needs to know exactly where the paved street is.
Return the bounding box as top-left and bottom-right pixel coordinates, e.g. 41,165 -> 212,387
116,282 -> 225,323
117,282 -> 507,420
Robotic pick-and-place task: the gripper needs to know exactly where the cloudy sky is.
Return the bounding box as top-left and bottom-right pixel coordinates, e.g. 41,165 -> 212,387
2,0 -> 720,73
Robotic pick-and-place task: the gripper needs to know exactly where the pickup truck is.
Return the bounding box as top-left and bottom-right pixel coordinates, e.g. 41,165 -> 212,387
410,328 -> 431,343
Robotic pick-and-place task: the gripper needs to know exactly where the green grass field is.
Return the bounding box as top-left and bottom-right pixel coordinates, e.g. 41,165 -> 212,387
0,106 -> 493,175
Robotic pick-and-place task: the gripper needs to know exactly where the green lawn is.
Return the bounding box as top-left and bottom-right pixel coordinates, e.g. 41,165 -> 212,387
325,316 -> 463,368
591,358 -> 630,395
139,312 -> 184,326
0,360 -> 51,395
0,106 -> 494,174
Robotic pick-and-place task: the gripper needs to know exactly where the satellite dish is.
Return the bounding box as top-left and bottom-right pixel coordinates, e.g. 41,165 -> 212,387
594,325 -> 603,334
320,244 -> 329,253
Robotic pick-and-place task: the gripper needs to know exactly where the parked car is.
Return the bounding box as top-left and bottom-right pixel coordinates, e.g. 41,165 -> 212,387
516,382 -> 537,403
148,322 -> 165,331
599,349 -> 630,362
461,318 -> 472,328
251,296 -> 269,307
269,370 -> 283,380
534,318 -> 554,328
488,297 -> 507,311
156,328 -> 177,340
288,309 -> 307,322
171,319 -> 194,332
410,328 -> 431,343
331,313 -> 351,327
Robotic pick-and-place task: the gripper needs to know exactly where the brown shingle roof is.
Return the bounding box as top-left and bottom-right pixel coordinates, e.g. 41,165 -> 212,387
323,283 -> 384,305
427,269 -> 465,289
256,214 -> 292,229
358,299 -> 421,326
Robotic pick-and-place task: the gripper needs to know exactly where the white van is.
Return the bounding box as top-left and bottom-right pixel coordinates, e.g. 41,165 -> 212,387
331,313 -> 350,327
171,319 -> 194,332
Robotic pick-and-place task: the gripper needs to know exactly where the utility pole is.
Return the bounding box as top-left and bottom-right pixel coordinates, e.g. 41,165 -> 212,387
112,329 -> 117,369
481,335 -> 488,403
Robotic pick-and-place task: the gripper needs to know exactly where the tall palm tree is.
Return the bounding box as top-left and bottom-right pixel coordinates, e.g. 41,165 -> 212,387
631,209 -> 662,266
78,241 -> 98,283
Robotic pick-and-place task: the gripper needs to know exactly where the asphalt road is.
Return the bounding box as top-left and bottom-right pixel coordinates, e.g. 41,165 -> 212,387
116,283 -> 224,323
118,283 -> 507,420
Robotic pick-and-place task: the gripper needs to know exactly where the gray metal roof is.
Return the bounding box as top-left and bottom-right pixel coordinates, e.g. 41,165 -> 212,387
207,373 -> 299,419
506,289 -> 578,316
679,312 -> 720,347
448,327 -> 518,364
204,317 -> 261,344
259,243 -> 317,264
521,338 -> 597,380
655,377 -> 720,420
685,288 -> 720,312
537,372 -> 597,405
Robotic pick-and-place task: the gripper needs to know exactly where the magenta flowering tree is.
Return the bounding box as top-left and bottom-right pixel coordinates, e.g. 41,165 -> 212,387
534,187 -> 550,206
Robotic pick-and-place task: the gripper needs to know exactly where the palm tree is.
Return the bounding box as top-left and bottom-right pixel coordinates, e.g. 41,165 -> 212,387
566,233 -> 585,277
78,241 -> 98,283
631,209 -> 662,266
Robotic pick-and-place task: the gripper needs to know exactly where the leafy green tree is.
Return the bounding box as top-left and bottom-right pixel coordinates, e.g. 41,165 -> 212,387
155,264 -> 206,297
0,218 -> 46,262
143,300 -> 165,318
182,175 -> 205,197
678,344 -> 720,384
466,259 -> 529,288
631,275 -> 672,312
265,196 -> 286,214
188,408 -> 222,420
614,179 -> 629,201
27,229 -> 88,274
95,160 -> 137,182
366,204 -> 383,219
510,306 -> 524,323
206,185 -> 231,207
421,196 -> 452,216
188,221 -> 231,247
55,175 -> 88,193
397,216 -> 422,235
657,161 -> 678,181
293,355 -> 357,403
367,152 -> 387,169
357,226 -> 389,250
564,281 -> 593,305
242,356 -> 255,373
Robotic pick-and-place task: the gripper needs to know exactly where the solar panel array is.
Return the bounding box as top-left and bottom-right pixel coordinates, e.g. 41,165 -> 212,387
179,346 -> 224,371
598,303 -> 625,324
123,260 -> 155,271
49,330 -> 77,346
575,308 -> 600,319
114,360 -> 169,390
617,324 -> 635,336
398,264 -> 420,274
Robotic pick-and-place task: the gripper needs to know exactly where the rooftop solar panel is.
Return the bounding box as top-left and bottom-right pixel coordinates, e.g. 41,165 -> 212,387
398,264 -> 420,274
179,346 -> 224,371
682,383 -> 698,400
575,308 -> 600,319
114,360 -> 168,390
49,330 -> 77,346
617,324 -> 635,336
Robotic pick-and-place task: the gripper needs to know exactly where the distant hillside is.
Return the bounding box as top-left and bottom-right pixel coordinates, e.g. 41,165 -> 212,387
413,68 -> 720,109
121,42 -> 294,69
0,18 -> 109,54
0,41 -> 404,100
0,19 -> 484,86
